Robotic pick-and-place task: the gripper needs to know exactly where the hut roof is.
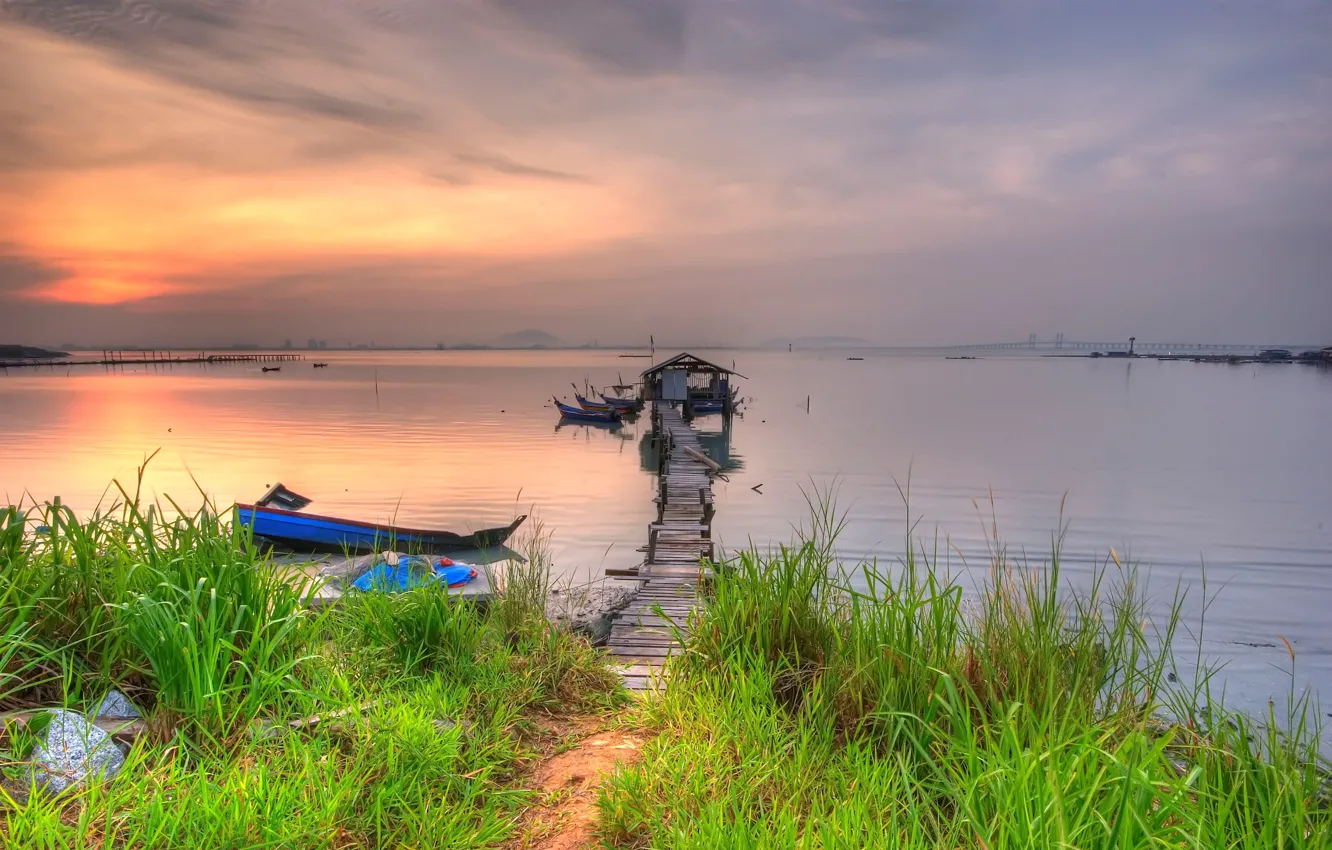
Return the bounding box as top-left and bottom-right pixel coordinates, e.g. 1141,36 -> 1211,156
641,352 -> 745,379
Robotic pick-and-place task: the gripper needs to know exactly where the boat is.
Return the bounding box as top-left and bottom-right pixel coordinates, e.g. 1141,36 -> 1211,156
574,392 -> 616,413
235,483 -> 527,554
262,366 -> 281,372
312,363 -> 329,368
255,482 -> 312,510
598,392 -> 642,413
690,398 -> 726,414
554,397 -> 620,423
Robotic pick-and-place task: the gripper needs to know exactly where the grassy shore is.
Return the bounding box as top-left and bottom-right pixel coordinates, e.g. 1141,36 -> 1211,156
2,481 -> 1329,848
1,483 -> 623,847
600,513 -> 1331,848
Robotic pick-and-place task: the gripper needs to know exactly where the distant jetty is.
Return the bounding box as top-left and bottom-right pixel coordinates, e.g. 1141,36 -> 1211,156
1,350 -> 304,369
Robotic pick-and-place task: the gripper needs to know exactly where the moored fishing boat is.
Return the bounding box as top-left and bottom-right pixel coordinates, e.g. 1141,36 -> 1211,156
554,397 -> 620,423
234,485 -> 527,554
690,398 -> 726,414
598,392 -> 643,413
574,392 -> 617,413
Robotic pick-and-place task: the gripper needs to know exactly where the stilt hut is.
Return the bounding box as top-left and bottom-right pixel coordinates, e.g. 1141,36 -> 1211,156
640,353 -> 743,417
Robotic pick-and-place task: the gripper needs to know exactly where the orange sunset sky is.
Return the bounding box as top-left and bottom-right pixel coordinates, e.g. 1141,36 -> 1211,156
2,1 -> 1330,348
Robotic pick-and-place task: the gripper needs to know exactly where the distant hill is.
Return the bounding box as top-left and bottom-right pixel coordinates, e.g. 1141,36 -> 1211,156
494,329 -> 563,349
0,344 -> 69,359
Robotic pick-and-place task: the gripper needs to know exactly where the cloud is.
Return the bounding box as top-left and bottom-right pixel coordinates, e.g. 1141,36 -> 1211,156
454,152 -> 594,184
0,1 -> 1329,344
487,0 -> 688,75
0,251 -> 68,299
3,1 -> 424,136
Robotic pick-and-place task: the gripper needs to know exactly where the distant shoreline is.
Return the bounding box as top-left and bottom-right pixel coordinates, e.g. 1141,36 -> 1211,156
0,345 -> 69,360
17,342 -> 1331,356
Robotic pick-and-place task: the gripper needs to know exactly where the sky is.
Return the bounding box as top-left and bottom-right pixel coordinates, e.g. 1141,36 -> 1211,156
1,0 -> 1330,348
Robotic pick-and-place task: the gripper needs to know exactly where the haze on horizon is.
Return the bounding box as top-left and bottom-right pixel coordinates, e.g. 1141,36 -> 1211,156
1,0 -> 1330,349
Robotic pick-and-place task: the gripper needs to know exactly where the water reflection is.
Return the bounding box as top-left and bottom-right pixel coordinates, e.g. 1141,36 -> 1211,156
638,417 -> 744,473
553,419 -> 624,434
697,422 -> 744,473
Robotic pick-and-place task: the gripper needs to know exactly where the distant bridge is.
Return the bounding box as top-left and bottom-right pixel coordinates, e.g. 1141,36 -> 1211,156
951,337 -> 1319,354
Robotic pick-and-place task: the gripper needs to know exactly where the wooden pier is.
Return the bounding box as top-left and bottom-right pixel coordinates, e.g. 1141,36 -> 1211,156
605,402 -> 718,690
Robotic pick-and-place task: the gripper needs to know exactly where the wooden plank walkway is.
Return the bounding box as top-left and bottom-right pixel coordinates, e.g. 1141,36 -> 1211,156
605,402 -> 716,691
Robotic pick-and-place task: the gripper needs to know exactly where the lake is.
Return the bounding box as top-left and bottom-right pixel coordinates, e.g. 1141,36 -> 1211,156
3,349 -> 1331,727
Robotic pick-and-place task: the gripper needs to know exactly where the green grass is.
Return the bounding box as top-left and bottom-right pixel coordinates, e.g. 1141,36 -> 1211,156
598,508 -> 1332,849
4,472 -> 1329,848
0,470 -> 624,847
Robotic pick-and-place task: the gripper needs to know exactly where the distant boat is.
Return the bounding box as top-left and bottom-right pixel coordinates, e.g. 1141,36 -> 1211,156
234,484 -> 526,554
262,366 -> 281,372
555,397 -> 620,423
312,363 -> 329,368
847,357 -> 864,361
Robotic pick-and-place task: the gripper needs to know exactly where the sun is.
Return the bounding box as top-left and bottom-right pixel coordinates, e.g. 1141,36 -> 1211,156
26,274 -> 172,305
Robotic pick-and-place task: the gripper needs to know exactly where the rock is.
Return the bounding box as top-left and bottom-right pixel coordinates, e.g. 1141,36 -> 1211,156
546,583 -> 638,645
95,689 -> 140,720
29,710 -> 126,795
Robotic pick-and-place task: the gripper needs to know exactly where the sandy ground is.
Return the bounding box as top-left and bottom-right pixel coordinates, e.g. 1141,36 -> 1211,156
516,721 -> 646,850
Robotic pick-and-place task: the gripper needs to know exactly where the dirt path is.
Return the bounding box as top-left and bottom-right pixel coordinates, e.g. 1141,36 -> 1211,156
514,721 -> 645,850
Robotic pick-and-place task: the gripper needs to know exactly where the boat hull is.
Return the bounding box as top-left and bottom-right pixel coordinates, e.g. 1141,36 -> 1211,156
574,393 -> 616,413
599,393 -> 642,413
559,409 -> 620,423
235,505 -> 526,554
555,397 -> 620,422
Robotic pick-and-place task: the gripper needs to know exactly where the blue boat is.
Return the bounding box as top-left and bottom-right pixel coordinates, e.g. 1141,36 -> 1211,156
235,498 -> 527,555
555,397 -> 620,423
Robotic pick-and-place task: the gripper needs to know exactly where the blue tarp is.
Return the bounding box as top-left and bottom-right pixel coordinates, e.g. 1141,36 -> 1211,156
350,556 -> 477,593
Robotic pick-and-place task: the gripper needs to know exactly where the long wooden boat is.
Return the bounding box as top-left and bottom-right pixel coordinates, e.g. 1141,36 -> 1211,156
598,392 -> 642,413
234,503 -> 527,554
555,397 -> 620,423
574,392 -> 617,413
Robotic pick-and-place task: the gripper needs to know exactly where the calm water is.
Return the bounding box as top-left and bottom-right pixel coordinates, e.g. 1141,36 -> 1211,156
4,350 -> 1332,725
